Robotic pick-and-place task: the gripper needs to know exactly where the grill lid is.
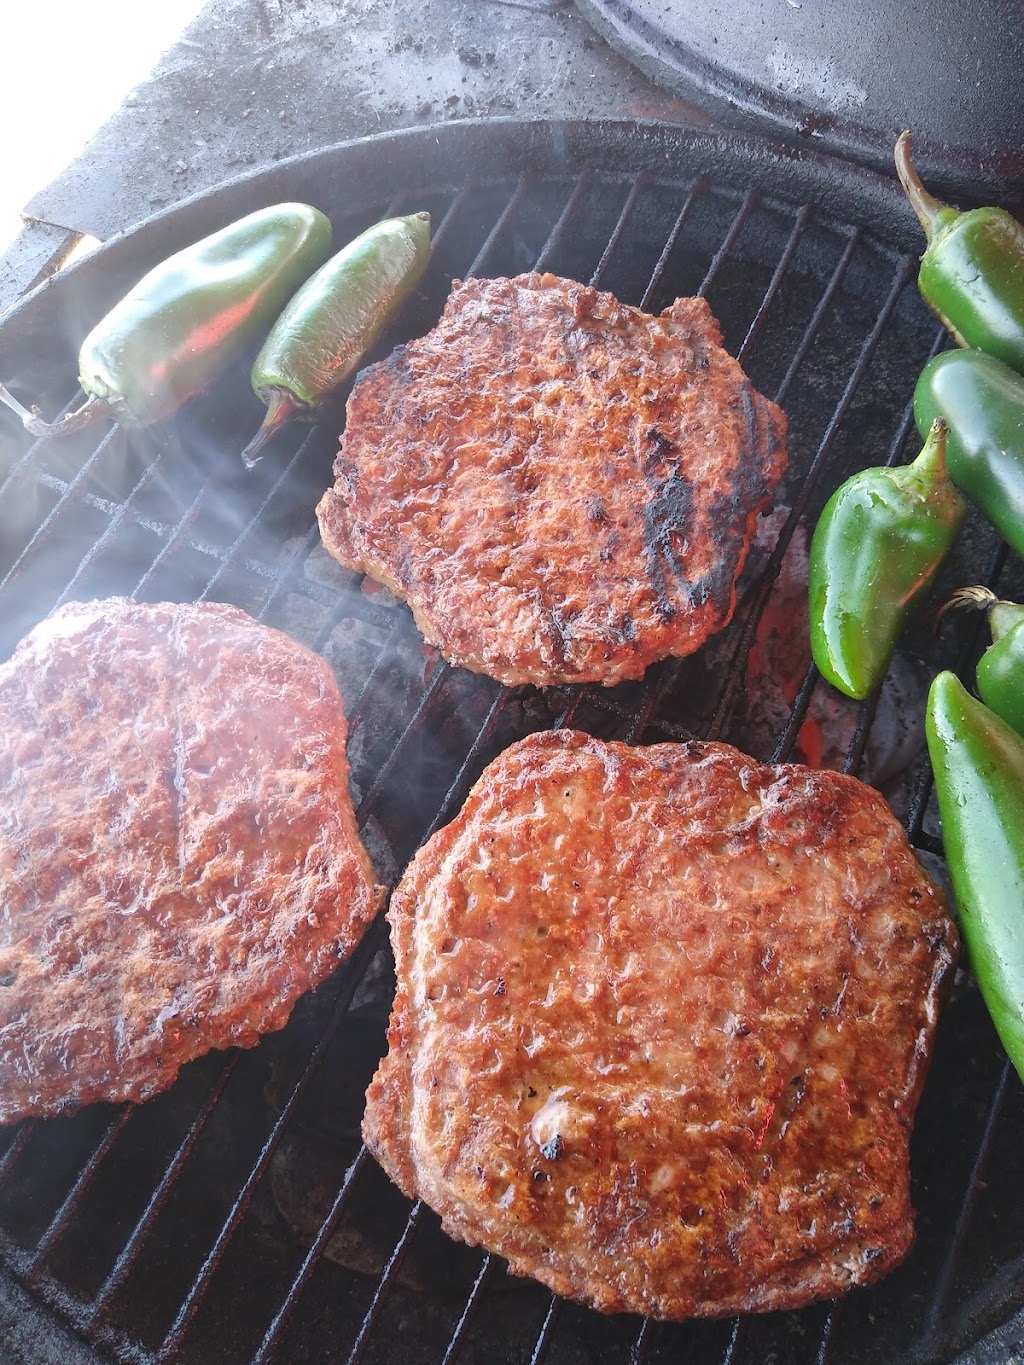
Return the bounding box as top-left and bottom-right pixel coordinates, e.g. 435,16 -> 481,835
575,0 -> 1024,202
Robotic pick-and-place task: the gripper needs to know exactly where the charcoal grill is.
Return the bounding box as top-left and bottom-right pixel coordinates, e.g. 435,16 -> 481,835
1,117 -> 1023,1365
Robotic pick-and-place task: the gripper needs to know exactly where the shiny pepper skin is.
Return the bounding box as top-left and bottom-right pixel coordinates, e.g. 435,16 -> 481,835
0,202 -> 332,437
926,671 -> 1024,1083
942,586 -> 1024,739
914,348 -> 1024,562
808,418 -> 966,700
241,212 -> 431,466
978,599 -> 1024,739
896,130 -> 1024,375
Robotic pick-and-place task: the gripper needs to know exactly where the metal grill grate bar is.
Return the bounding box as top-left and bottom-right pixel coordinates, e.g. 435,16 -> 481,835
840,686 -> 881,779
0,425 -> 122,604
590,173 -> 650,287
86,1053 -> 241,1327
152,915 -> 390,1361
924,1060 -> 1014,1342
708,252 -> 917,745
628,1317 -> 652,1363
722,1317 -> 747,1364
0,1122 -> 34,1189
695,187 -> 758,299
249,1146 -> 373,1365
422,687 -> 517,841
130,482 -> 208,600
638,180 -> 702,312
769,662 -> 821,767
353,662 -> 455,822
428,182 -> 477,252
25,1106 -> 135,1280
53,449 -> 171,609
197,440 -> 322,603
528,1294 -> 561,1365
339,613 -> 417,730
346,1200 -> 426,1365
815,1301 -> 841,1365
466,176 -> 531,279
735,204 -> 812,365
439,1254 -> 496,1365
534,173 -> 595,274
772,229 -> 861,409
881,325 -> 949,468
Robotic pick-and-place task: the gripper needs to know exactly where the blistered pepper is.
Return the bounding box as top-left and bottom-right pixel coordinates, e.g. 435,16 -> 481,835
241,211 -> 431,466
808,418 -> 966,700
914,348 -> 1024,560
895,130 -> 1024,375
941,586 -> 1024,738
0,202 -> 332,436
926,671 -> 1024,1082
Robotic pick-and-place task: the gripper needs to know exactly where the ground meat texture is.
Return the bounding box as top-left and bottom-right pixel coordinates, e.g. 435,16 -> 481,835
0,599 -> 382,1126
316,273 -> 787,687
363,730 -> 958,1320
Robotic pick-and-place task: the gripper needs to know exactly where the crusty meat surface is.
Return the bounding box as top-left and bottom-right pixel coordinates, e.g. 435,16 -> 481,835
363,730 -> 957,1319
0,599 -> 382,1126
316,273 -> 787,687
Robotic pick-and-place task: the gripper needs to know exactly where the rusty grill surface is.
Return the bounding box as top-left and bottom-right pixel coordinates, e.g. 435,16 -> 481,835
0,120 -> 1022,1365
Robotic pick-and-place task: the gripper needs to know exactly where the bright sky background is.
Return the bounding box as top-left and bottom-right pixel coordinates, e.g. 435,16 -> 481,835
0,0 -> 208,260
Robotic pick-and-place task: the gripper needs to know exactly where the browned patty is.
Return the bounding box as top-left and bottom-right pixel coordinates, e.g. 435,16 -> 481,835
316,273 -> 787,687
0,599 -> 382,1126
363,730 -> 957,1319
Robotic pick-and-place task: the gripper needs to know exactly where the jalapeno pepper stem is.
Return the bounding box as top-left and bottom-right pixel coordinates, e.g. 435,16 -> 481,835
937,584 -> 997,629
240,388 -> 304,468
937,584 -> 1024,645
905,416 -> 949,490
894,130 -> 960,244
0,382 -> 106,438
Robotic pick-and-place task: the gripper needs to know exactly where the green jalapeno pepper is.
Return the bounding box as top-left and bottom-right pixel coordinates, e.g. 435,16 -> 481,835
808,417 -> 966,700
0,202 -> 332,437
926,670 -> 1024,1083
914,348 -> 1024,560
941,586 -> 1024,738
240,211 -> 431,467
895,130 -> 1024,375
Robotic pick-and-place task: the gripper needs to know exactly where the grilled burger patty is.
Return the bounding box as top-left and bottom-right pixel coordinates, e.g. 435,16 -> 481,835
0,599 -> 382,1126
316,273 -> 787,687
363,730 -> 957,1319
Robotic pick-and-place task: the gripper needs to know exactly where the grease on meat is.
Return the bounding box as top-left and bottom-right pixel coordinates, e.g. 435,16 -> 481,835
363,730 -> 957,1319
0,599 -> 382,1125
316,273 -> 787,686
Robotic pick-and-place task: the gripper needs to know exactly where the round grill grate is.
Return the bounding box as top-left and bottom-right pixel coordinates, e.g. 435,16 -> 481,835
0,119 -> 1020,1365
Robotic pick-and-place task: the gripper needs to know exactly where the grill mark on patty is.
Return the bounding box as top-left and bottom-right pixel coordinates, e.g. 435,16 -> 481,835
641,431 -> 699,625
686,386 -> 784,612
